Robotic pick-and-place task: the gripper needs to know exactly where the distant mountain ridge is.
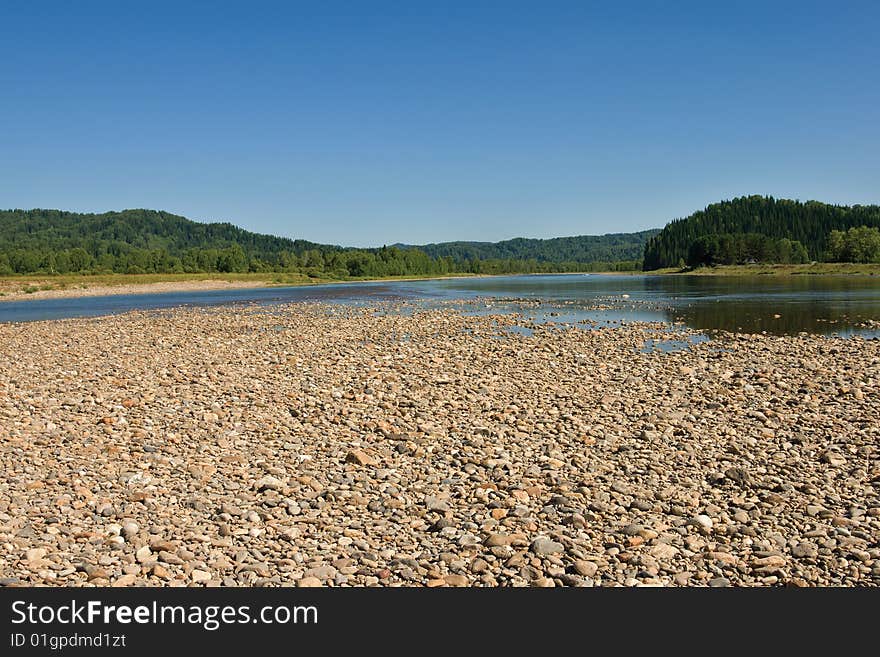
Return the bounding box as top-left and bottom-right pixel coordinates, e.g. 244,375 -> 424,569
396,230 -> 660,264
6,198 -> 877,276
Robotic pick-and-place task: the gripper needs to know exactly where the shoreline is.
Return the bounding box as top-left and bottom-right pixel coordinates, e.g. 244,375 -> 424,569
2,262 -> 879,303
653,263 -> 880,277
0,278 -> 279,302
0,273 -> 485,303
0,271 -> 654,303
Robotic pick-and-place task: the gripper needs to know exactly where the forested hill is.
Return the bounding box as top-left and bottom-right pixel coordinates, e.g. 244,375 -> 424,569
0,208 -> 346,275
397,230 -> 660,264
1,208 -> 326,258
0,208 -> 657,276
643,196 -> 880,270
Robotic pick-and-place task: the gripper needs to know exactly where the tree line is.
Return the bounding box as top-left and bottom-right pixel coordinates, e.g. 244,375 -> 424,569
643,196 -> 880,269
0,209 -> 646,276
686,233 -> 809,267
825,226 -> 880,263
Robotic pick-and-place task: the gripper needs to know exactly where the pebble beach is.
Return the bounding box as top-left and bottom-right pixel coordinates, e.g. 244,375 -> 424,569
1,302 -> 878,587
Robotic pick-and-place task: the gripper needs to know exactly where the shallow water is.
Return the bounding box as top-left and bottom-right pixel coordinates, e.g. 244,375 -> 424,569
2,274 -> 880,337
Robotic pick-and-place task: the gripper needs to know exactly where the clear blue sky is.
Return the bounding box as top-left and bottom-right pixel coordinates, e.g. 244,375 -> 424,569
1,1 -> 877,246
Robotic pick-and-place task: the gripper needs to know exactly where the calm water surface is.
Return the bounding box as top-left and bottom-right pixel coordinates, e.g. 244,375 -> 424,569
2,274 -> 880,337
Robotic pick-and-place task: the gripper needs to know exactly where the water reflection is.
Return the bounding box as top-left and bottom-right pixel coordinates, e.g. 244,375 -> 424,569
664,298 -> 877,336
426,274 -> 880,337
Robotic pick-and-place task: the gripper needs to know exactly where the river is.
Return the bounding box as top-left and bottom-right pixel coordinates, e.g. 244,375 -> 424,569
2,274 -> 880,337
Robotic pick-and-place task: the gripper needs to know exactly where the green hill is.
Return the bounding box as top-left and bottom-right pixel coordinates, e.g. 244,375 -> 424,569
643,196 -> 880,270
397,230 -> 659,266
0,208 -> 657,277
0,208 -> 326,255
0,208 -> 338,275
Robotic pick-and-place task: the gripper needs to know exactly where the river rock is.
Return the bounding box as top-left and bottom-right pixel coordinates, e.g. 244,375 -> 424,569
531,537 -> 564,555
